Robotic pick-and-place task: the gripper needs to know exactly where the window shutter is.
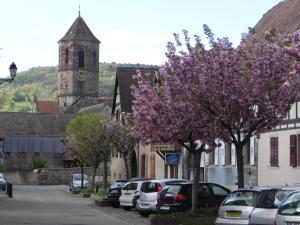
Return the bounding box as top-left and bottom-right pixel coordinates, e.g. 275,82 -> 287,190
250,137 -> 255,166
290,135 -> 297,167
270,137 -> 278,167
214,148 -> 219,165
231,144 -> 236,166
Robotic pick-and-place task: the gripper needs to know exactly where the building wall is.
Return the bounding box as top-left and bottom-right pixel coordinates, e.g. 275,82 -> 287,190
258,128 -> 300,186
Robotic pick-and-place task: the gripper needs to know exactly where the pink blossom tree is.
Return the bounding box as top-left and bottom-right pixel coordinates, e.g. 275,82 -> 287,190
165,26 -> 300,188
132,64 -> 220,213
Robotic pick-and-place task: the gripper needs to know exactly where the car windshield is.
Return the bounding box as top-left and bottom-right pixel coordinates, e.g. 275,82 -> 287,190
278,192 -> 300,215
222,190 -> 259,206
73,174 -> 88,181
256,189 -> 290,209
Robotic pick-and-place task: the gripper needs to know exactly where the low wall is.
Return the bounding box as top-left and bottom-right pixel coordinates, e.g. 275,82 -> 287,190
2,166 -> 111,185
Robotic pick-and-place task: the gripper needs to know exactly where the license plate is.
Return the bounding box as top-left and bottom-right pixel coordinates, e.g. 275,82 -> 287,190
160,206 -> 170,210
226,211 -> 241,217
140,203 -> 149,208
125,192 -> 131,196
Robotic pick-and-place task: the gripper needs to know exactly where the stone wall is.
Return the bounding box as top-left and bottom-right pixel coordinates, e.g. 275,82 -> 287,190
3,152 -> 64,171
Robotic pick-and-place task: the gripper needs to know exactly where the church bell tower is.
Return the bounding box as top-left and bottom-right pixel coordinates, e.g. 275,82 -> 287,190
58,13 -> 100,113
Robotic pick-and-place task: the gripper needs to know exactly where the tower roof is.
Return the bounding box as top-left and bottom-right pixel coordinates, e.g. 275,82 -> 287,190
254,0 -> 300,38
59,16 -> 100,43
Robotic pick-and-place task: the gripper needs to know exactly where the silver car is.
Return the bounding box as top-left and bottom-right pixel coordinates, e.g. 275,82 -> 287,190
136,179 -> 186,217
216,187 -> 296,225
276,190 -> 300,225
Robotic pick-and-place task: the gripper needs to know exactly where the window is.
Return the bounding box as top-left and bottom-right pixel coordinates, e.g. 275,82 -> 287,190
65,48 -> 69,64
270,137 -> 278,167
290,135 -> 297,167
225,143 -> 231,165
93,50 -> 97,65
214,148 -> 219,165
123,182 -> 138,191
231,143 -> 236,166
78,49 -> 84,68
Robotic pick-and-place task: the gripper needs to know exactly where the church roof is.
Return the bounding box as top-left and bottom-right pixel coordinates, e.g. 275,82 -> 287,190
59,16 -> 100,43
254,0 -> 300,38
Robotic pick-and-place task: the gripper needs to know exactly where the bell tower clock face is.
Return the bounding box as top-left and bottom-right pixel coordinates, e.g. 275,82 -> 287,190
76,71 -> 86,81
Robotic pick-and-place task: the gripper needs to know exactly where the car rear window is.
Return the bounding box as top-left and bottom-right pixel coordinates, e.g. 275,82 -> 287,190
256,189 -> 290,209
222,190 -> 259,206
110,181 -> 127,188
163,185 -> 182,194
278,192 -> 300,215
141,182 -> 160,193
123,182 -> 138,191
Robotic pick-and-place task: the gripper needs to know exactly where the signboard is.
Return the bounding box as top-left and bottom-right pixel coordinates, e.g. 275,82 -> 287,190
165,153 -> 180,165
151,143 -> 179,152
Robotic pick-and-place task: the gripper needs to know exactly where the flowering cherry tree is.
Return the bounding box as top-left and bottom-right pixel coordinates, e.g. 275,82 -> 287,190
106,119 -> 139,179
132,61 -> 220,213
164,26 -> 300,188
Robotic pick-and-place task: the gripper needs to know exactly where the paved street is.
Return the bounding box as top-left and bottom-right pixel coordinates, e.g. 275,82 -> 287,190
0,185 -> 149,225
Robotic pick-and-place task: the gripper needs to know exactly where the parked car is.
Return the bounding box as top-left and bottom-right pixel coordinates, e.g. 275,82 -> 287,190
136,179 -> 187,217
0,173 -> 6,191
275,190 -> 300,225
69,174 -> 90,192
157,181 -> 230,213
107,179 -> 129,207
119,180 -> 148,210
215,186 -> 299,225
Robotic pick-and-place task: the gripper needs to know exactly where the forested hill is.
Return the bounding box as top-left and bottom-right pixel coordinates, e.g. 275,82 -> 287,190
0,62 -> 155,112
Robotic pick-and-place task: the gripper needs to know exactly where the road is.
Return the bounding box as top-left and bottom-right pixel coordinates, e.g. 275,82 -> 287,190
0,185 -> 149,225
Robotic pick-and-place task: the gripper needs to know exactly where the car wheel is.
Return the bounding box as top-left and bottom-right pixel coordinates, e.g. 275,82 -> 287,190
139,211 -> 149,217
123,206 -> 132,211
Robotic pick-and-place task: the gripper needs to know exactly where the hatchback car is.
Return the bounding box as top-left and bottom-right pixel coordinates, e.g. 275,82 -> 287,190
69,174 -> 90,192
0,173 -> 6,191
119,180 -> 148,210
107,179 -> 128,207
275,190 -> 300,225
216,187 -> 297,225
136,179 -> 187,217
157,181 -> 230,213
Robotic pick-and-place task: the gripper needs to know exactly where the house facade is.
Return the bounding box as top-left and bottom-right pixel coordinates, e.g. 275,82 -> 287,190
111,66 -> 185,181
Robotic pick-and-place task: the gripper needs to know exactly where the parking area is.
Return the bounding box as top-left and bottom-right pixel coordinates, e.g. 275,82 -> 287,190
0,185 -> 149,225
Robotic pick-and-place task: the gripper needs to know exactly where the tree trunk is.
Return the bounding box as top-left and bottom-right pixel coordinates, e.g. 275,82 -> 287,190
91,165 -> 97,192
103,155 -> 108,190
191,150 -> 202,213
80,164 -> 84,190
236,143 -> 244,188
123,154 -> 129,179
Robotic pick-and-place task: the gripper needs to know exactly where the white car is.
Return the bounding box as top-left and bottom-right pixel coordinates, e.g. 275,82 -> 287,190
0,173 -> 6,191
119,180 -> 147,210
69,174 -> 90,192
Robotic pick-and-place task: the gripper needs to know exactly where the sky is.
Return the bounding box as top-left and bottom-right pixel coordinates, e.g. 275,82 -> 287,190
0,0 -> 283,77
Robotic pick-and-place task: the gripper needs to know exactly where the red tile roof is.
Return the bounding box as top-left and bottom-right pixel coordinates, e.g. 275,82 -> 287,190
36,101 -> 60,113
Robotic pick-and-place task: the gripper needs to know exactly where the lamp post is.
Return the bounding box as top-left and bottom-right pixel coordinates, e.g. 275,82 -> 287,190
0,62 -> 17,85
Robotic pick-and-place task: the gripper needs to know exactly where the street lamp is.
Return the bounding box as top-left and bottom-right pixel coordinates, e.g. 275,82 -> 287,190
0,62 -> 17,85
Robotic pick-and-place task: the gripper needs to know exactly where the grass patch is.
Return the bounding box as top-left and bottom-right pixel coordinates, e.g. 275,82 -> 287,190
150,208 -> 218,225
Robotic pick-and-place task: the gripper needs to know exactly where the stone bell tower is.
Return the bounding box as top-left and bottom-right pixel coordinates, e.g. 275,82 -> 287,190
58,13 -> 100,113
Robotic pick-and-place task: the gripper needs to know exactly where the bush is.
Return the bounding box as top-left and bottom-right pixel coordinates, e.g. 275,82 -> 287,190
82,187 -> 94,193
32,159 -> 48,169
97,188 -> 108,197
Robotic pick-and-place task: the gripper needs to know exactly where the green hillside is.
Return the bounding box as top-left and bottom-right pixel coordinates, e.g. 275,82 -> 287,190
0,62 -> 149,112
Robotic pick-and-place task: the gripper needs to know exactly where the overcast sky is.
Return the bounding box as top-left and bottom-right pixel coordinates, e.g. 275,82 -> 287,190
0,0 -> 282,77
